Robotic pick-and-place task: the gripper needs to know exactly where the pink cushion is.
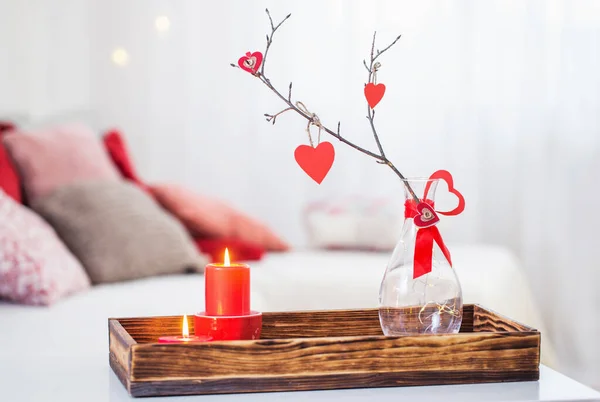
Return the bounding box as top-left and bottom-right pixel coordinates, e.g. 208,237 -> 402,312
0,189 -> 90,305
3,123 -> 120,203
149,183 -> 290,252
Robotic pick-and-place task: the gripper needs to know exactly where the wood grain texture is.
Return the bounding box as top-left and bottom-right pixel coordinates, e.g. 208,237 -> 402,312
130,332 -> 539,380
118,305 -> 476,343
108,305 -> 540,397
474,305 -> 537,332
129,370 -> 540,397
108,319 -> 136,393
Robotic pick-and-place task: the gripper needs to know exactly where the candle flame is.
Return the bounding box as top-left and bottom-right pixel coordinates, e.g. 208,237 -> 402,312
182,314 -> 189,339
224,248 -> 230,266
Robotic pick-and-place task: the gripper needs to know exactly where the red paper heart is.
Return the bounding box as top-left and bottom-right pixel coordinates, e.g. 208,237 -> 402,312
238,51 -> 263,74
294,142 -> 335,184
414,202 -> 440,228
364,83 -> 386,108
423,170 -> 466,216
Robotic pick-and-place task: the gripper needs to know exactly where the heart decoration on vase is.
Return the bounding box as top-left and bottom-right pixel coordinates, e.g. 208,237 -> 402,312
364,83 -> 386,108
238,51 -> 263,74
413,202 -> 440,228
423,170 -> 466,216
294,142 -> 335,184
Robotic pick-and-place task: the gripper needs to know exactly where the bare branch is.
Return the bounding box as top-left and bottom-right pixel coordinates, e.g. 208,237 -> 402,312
230,63 -> 239,68
266,8 -> 275,31
233,11 -> 417,200
363,31 -> 418,201
363,59 -> 370,73
258,75 -> 382,159
365,32 -> 403,158
275,14 -> 292,31
265,107 -> 294,124
373,34 -> 402,62
370,32 -> 377,62
261,10 -> 292,75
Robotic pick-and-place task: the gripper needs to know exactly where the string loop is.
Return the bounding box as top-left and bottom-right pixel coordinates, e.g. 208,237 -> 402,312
372,62 -> 381,85
296,101 -> 322,146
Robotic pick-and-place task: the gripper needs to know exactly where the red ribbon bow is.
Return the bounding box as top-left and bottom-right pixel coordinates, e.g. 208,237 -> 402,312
405,200 -> 452,279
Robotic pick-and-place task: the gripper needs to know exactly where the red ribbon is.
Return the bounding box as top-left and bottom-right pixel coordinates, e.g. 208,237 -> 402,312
405,200 -> 452,279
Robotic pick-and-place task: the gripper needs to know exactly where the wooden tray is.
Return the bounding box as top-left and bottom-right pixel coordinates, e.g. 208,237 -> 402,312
109,304 -> 540,397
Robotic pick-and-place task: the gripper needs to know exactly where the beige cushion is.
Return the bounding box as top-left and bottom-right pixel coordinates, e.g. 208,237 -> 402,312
32,180 -> 208,284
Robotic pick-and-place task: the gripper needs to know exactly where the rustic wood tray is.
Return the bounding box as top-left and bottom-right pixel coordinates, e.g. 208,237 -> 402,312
109,304 -> 540,397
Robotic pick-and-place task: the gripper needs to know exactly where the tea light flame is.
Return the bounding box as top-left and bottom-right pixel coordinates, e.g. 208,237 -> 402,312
182,314 -> 189,339
224,248 -> 230,267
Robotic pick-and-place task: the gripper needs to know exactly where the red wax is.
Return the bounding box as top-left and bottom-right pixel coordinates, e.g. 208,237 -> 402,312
158,335 -> 212,343
205,263 -> 250,316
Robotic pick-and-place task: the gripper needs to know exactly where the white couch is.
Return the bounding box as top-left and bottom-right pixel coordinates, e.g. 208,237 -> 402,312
0,246 -> 556,368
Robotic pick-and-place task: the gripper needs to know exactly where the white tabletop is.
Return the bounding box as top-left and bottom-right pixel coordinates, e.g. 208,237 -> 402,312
1,358 -> 598,402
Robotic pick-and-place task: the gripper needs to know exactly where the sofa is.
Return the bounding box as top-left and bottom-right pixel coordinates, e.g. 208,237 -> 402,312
0,246 -> 556,363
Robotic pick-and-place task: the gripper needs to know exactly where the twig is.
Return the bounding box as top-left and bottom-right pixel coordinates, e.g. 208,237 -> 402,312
266,8 -> 275,31
234,11 -> 419,202
364,32 -> 418,201
261,9 -> 291,75
374,34 -> 402,62
363,60 -> 370,73
259,77 -> 382,159
265,107 -> 293,124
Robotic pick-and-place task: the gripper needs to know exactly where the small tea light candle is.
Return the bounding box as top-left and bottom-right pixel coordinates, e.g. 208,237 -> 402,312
158,315 -> 212,343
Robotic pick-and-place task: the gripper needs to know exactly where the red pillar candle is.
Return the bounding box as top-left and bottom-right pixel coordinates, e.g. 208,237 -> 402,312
205,248 -> 250,316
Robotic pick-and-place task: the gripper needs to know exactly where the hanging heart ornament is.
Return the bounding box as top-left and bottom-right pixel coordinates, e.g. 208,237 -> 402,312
238,51 -> 263,74
423,170 -> 466,216
294,142 -> 335,184
364,83 -> 386,108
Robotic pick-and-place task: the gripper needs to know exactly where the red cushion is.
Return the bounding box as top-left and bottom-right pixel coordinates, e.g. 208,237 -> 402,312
0,122 -> 22,203
149,183 -> 290,252
194,237 -> 265,262
102,129 -> 149,191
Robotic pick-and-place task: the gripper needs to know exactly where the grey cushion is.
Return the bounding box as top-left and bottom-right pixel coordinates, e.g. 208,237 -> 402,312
32,180 -> 208,284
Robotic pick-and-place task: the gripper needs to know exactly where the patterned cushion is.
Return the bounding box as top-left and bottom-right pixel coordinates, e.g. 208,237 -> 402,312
32,180 -> 209,284
0,190 -> 90,305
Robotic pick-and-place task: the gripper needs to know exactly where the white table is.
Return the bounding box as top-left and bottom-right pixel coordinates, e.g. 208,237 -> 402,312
0,250 -> 581,400
0,359 -> 598,402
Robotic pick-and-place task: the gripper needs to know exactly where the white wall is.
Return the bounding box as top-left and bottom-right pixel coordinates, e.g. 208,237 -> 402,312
0,0 -> 91,121
2,0 -> 600,389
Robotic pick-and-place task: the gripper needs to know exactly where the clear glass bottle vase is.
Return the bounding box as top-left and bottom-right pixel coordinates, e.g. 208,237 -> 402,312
378,178 -> 463,335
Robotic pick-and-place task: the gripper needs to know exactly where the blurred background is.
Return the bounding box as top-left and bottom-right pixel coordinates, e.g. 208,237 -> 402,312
1,0 -> 599,390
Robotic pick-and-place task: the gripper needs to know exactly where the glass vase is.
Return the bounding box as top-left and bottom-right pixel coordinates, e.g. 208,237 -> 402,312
378,178 -> 463,335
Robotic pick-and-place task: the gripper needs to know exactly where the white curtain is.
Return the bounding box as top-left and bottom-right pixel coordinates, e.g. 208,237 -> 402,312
2,0 -> 600,389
